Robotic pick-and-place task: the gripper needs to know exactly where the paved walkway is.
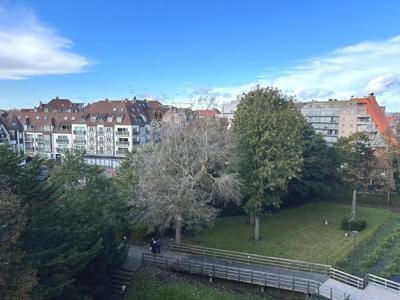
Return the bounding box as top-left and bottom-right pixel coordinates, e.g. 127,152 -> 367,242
126,244 -> 400,300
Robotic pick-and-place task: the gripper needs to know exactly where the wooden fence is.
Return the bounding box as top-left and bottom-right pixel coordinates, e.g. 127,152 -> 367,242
142,253 -> 350,300
166,242 -> 331,275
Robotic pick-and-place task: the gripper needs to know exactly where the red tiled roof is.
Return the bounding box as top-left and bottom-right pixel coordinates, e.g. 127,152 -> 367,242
148,100 -> 162,108
195,109 -> 220,117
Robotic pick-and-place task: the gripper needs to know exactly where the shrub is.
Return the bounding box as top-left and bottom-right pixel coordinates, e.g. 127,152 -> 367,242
341,217 -> 367,231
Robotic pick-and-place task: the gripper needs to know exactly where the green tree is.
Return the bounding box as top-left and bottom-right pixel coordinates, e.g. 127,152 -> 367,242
0,144 -> 38,299
233,87 -> 304,240
334,132 -> 375,220
286,123 -> 332,204
0,191 -> 37,300
25,151 -> 128,299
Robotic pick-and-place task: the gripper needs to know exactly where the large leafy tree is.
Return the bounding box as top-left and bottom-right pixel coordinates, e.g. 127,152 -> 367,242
234,87 -> 304,240
334,132 -> 375,220
132,118 -> 241,243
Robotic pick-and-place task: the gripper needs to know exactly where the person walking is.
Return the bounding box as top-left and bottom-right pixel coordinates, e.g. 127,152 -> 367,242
156,239 -> 161,254
150,238 -> 156,254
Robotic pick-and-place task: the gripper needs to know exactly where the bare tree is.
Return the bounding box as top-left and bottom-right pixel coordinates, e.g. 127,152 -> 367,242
133,118 -> 241,243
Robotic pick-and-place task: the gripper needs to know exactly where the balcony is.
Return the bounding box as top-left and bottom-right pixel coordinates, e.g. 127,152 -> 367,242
116,151 -> 128,156
116,142 -> 129,147
116,131 -> 129,136
74,139 -> 86,144
56,139 -> 69,144
73,130 -> 86,135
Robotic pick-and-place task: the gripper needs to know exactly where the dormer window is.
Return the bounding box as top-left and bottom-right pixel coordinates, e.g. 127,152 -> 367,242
108,116 -> 113,122
116,116 -> 123,123
64,116 -> 68,120
91,116 -> 96,122
35,115 -> 40,119
112,107 -> 117,112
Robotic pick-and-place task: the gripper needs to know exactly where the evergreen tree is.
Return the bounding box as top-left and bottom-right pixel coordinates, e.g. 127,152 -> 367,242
234,87 -> 304,240
0,191 -> 37,300
25,151 -> 128,299
286,123 -> 333,204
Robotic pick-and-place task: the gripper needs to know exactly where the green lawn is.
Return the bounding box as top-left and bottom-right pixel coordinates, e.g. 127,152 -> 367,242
127,270 -> 276,300
191,202 -> 400,266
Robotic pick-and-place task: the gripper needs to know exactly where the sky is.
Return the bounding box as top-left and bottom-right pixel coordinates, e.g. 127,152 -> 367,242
0,0 -> 400,111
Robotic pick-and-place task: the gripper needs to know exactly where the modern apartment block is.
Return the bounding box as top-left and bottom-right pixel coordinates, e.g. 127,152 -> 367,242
217,94 -> 391,146
299,94 -> 390,145
0,98 -> 166,168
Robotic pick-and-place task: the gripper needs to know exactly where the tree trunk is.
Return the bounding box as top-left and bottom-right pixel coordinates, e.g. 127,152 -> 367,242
350,189 -> 357,221
254,215 -> 260,241
175,215 -> 183,244
249,213 -> 255,225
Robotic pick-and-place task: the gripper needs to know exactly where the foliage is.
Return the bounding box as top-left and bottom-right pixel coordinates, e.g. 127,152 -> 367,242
127,268 -> 275,300
359,225 -> 400,268
233,87 -> 304,239
334,132 -> 375,191
286,123 -> 337,205
131,118 -> 241,242
340,218 -> 367,231
25,151 -> 128,299
0,192 -> 37,300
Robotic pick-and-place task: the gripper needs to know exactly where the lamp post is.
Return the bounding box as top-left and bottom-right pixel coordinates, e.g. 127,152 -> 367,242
351,230 -> 359,275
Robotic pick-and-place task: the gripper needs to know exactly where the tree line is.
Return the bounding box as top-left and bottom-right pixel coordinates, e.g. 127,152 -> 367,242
1,86 -> 399,299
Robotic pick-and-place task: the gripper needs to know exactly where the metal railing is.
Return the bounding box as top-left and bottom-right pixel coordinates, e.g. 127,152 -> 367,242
366,274 -> 400,291
166,242 -> 331,275
142,253 -> 349,300
329,268 -> 364,289
167,242 -> 400,294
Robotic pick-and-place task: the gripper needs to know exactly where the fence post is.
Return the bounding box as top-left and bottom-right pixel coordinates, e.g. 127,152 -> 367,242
200,262 -> 203,275
165,257 -> 168,269
238,268 -> 240,282
264,273 -> 267,287
225,266 -> 228,279
307,280 -> 310,294
292,277 -> 295,291
330,288 -> 333,300
212,264 -> 215,277
278,275 -> 280,288
251,271 -> 254,284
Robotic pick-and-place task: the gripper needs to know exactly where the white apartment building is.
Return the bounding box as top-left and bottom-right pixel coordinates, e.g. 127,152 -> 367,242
3,99 -> 157,169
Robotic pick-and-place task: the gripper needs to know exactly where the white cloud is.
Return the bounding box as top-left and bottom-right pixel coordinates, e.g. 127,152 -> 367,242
0,6 -> 89,79
190,36 -> 400,111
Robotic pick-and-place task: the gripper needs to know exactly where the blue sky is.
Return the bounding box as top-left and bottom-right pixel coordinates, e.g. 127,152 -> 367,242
1,0 -> 400,111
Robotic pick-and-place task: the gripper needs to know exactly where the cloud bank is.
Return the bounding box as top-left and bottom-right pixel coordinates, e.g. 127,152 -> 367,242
189,36 -> 400,111
0,6 -> 89,79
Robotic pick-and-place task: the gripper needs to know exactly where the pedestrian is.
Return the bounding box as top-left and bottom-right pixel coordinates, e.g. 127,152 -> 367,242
150,238 -> 156,254
156,239 -> 161,254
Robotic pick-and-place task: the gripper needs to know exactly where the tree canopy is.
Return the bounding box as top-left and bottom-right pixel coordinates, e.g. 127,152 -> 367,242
233,87 -> 304,240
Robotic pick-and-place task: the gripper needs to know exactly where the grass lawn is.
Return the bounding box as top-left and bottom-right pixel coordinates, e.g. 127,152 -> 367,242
127,268 -> 281,300
191,202 -> 400,266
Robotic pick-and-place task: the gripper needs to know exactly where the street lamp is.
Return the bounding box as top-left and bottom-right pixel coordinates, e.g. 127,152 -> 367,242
351,230 -> 359,274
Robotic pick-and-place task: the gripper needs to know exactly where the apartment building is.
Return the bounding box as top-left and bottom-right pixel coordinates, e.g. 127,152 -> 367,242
0,99 -> 155,168
217,94 -> 391,146
0,111 -> 24,153
300,95 -> 389,145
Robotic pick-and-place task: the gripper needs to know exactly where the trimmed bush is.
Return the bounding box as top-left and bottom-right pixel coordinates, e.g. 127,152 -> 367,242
341,217 -> 367,231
